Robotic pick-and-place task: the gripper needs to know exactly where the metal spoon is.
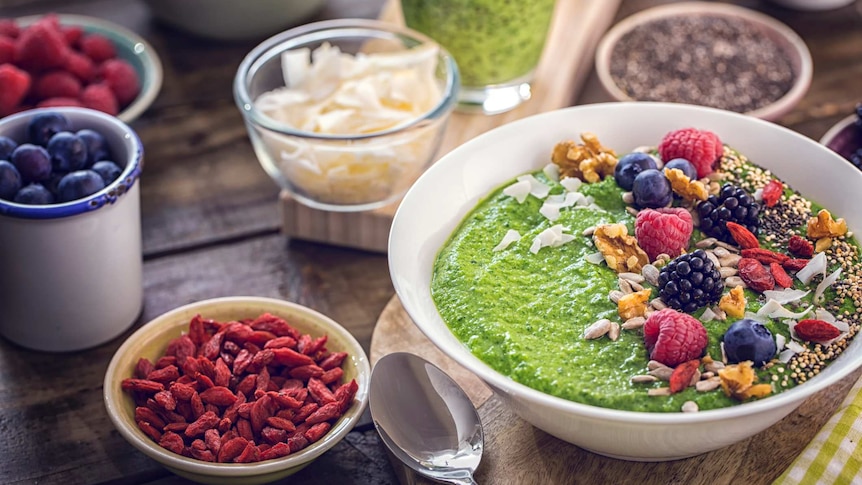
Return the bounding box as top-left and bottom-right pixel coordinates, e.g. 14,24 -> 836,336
370,352 -> 483,485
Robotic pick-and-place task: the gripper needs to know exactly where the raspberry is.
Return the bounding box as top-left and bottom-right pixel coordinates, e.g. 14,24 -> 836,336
635,207 -> 693,261
98,59 -> 140,106
0,19 -> 20,39
657,128 -> 723,179
62,26 -> 83,47
643,308 -> 708,367
80,83 -> 119,115
13,21 -> 70,72
37,97 -> 83,108
0,37 -> 14,64
33,71 -> 82,100
80,34 -> 116,63
0,64 -> 31,115
65,52 -> 96,82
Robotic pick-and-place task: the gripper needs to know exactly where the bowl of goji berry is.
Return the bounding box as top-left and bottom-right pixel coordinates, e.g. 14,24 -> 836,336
103,296 -> 370,484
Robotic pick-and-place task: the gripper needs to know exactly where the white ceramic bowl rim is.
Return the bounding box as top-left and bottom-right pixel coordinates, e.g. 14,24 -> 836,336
103,296 -> 371,477
0,107 -> 143,220
15,13 -> 164,124
594,2 -> 813,120
389,101 -> 862,426
233,18 -> 460,141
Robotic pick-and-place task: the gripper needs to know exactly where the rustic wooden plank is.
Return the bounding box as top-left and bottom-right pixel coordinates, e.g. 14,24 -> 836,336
371,295 -> 862,485
280,0 -> 623,253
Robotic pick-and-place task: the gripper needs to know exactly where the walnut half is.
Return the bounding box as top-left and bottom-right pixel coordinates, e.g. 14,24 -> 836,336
593,224 -> 649,273
551,132 -> 618,183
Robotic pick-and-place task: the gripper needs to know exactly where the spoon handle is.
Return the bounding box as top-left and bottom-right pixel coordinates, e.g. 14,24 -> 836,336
446,476 -> 478,485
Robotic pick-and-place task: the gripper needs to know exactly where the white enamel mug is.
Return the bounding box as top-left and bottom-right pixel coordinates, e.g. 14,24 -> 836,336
0,108 -> 144,352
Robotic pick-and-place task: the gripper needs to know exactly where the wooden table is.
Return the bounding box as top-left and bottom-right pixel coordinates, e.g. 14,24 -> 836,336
1,0 -> 860,484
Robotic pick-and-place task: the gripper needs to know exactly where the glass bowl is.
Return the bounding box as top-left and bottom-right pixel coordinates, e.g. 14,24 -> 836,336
234,19 -> 460,212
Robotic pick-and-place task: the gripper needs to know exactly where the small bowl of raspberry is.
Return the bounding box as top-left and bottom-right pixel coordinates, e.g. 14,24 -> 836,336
1,13 -> 163,122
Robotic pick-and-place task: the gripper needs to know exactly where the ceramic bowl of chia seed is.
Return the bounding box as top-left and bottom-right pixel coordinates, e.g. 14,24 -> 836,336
389,102 -> 862,461
595,2 -> 812,121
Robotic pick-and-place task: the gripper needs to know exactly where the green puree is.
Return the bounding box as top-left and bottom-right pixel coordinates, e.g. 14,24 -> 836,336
400,0 -> 556,86
431,166 -> 858,413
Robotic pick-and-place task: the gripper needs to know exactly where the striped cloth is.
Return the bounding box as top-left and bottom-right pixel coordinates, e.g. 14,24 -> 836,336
774,377 -> 862,485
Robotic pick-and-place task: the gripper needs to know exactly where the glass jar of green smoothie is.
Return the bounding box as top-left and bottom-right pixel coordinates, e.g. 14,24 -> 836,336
400,0 -> 557,115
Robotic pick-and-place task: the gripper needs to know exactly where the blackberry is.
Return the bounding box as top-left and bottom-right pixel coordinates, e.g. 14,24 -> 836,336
658,249 -> 723,314
696,184 -> 760,244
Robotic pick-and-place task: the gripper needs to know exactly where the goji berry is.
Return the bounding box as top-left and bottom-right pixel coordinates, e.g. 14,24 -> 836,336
788,235 -> 814,258
135,406 -> 166,429
190,391 -> 204,419
154,390 -> 177,411
319,352 -> 348,371
261,426 -> 289,444
263,336 -> 297,350
741,248 -> 789,265
204,428 -> 221,455
217,437 -> 248,463
738,258 -> 774,292
783,258 -> 810,272
121,378 -> 164,394
669,360 -> 700,393
289,365 -> 325,380
260,442 -> 291,460
770,262 -> 793,288
159,431 -> 185,454
725,221 -> 759,249
199,386 -> 238,407
320,367 -> 344,385
134,358 -> 154,379
761,179 -> 783,207
146,365 -> 179,384
307,378 -> 336,405
138,420 -> 162,441
305,402 -> 341,424
795,319 -> 841,342
271,347 -> 315,367
185,411 -> 220,437
188,315 -> 208,346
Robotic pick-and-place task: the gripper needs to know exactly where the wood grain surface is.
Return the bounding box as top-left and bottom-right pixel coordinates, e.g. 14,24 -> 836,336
370,296 -> 862,485
280,0 -> 622,252
0,0 -> 861,483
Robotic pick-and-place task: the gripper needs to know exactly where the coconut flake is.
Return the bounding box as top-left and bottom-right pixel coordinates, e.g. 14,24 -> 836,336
539,203 -> 561,221
543,163 -> 560,182
564,192 -> 584,207
529,238 -> 542,255
776,333 -> 786,351
493,230 -> 521,252
778,348 -> 796,363
762,288 -> 810,305
701,307 -> 717,322
797,252 -> 827,285
814,268 -> 842,304
585,252 -> 605,264
560,177 -> 582,192
756,299 -> 812,319
753,188 -> 763,202
786,340 -> 806,353
833,320 -> 850,333
553,234 -> 576,247
503,180 -> 531,203
815,308 -> 837,323
517,174 -> 551,199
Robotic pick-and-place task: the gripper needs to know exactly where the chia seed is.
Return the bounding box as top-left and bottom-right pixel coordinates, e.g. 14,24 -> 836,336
609,15 -> 796,113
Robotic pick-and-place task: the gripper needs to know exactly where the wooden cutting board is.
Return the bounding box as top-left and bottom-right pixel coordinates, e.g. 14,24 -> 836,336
369,295 -> 862,485
280,0 -> 621,252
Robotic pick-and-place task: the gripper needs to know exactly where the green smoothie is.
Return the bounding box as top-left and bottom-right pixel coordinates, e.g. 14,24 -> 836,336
401,0 -> 557,87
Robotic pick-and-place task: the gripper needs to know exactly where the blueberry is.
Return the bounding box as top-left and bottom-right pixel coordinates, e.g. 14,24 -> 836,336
27,112 -> 70,147
614,152 -> 657,191
48,132 -> 89,172
11,144 -> 52,183
664,158 -> 698,180
631,168 -> 672,208
723,319 -> 777,367
57,170 -> 105,202
13,183 -> 55,205
0,160 -> 22,200
0,136 -> 17,160
91,160 -> 123,185
77,129 -> 111,165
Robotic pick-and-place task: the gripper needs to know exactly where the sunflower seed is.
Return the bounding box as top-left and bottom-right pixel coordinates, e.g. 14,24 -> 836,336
626,206 -> 639,216
701,371 -> 715,379
704,360 -> 725,373
705,250 -> 721,268
648,360 -> 668,370
696,377 -> 721,392
648,366 -> 673,381
631,375 -> 658,384
690,209 -> 700,228
681,401 -> 699,413
618,278 -> 633,294
622,192 -> 635,205
629,281 -> 645,292
622,316 -> 646,330
719,267 -> 738,278
583,319 -> 612,340
720,341 -> 728,363
609,290 -> 624,303
714,240 -> 739,252
718,254 -> 741,268
648,387 -> 671,397
608,322 -> 620,341
619,272 -> 645,284
713,247 -> 730,258
641,264 -> 660,286
689,369 -> 702,386
650,298 -> 667,310
712,306 -> 727,321
695,238 -> 717,249
582,226 -> 596,236
724,276 -> 746,288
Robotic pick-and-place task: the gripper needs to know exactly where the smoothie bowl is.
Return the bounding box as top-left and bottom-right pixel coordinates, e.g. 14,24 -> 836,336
388,102 -> 862,460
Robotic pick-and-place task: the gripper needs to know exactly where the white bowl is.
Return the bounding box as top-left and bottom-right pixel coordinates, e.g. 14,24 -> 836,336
104,296 -> 370,484
595,2 -> 812,121
388,102 -> 862,461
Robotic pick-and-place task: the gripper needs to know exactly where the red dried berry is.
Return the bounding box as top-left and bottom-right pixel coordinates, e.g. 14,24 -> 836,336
783,258 -> 810,272
761,179 -> 783,207
199,386 -> 238,407
788,235 -> 814,259
795,319 -> 841,343
738,258 -> 774,293
643,309 -> 708,368
740,248 -> 789,265
725,221 -> 759,249
770,262 -> 793,289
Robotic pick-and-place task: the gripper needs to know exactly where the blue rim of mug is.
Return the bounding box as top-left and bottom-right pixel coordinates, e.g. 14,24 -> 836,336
233,18 -> 460,141
0,108 -> 144,220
